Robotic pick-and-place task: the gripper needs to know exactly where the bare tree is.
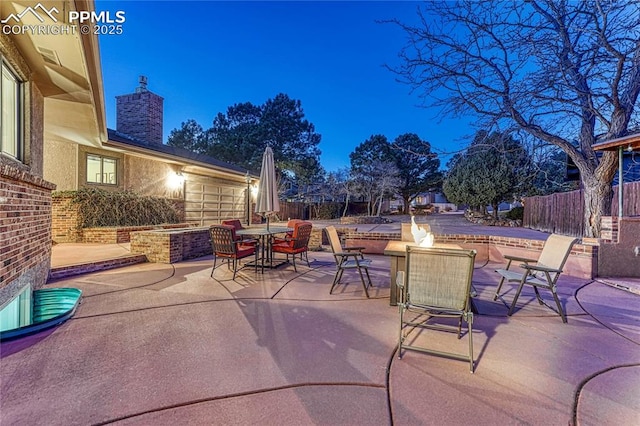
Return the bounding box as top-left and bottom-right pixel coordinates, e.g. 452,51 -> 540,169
388,0 -> 640,237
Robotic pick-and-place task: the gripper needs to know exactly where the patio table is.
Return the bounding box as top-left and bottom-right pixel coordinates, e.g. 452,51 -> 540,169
237,226 -> 292,272
384,241 -> 462,306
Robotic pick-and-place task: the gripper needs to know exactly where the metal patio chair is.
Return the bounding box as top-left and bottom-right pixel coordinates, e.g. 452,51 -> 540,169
271,221 -> 313,272
210,225 -> 258,280
494,233 -> 578,323
325,225 -> 373,298
397,246 -> 477,372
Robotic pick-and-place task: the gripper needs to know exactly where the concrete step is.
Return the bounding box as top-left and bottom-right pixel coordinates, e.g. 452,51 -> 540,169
49,254 -> 147,281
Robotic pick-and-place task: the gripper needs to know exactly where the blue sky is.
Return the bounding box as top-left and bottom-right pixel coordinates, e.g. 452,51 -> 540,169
97,1 -> 473,171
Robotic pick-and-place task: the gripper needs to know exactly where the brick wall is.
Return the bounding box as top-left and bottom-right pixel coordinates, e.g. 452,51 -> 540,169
82,223 -> 196,244
51,195 -> 82,243
341,231 -> 597,279
600,216 -> 618,243
0,162 -> 55,306
130,228 -> 212,263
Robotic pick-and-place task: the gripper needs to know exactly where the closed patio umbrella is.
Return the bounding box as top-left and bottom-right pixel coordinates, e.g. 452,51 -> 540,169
255,146 -> 280,229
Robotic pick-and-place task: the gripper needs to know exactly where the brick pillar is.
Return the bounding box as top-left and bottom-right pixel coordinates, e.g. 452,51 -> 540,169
600,216 -> 618,243
51,196 -> 82,243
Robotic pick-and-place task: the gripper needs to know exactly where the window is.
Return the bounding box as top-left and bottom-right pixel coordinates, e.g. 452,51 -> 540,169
87,154 -> 117,185
0,59 -> 22,159
0,285 -> 31,333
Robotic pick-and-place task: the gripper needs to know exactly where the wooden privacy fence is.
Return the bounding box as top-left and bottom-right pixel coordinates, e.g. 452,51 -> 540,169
278,201 -> 307,220
524,181 -> 640,236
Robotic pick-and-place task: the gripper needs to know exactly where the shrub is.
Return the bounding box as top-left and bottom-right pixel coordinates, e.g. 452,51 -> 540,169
314,202 -> 342,219
54,188 -> 180,227
505,206 -> 524,221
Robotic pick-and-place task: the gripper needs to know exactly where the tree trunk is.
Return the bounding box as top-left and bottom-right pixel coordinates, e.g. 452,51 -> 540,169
402,195 -> 411,214
342,193 -> 350,217
582,176 -> 613,238
492,202 -> 499,220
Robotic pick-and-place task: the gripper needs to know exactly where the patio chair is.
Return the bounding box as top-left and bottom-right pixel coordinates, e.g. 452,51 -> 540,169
325,225 -> 373,298
271,221 -> 313,272
397,246 -> 477,372
221,219 -> 256,246
210,225 -> 258,279
494,233 -> 578,323
272,219 -> 302,243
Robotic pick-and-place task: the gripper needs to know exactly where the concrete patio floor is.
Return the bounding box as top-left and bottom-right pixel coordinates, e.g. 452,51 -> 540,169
2,233 -> 640,424
0,248 -> 640,425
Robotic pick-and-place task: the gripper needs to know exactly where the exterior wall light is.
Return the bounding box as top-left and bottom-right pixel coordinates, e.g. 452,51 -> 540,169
168,171 -> 185,189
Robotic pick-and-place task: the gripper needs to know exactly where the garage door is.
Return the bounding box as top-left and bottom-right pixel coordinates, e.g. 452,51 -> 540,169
184,175 -> 246,226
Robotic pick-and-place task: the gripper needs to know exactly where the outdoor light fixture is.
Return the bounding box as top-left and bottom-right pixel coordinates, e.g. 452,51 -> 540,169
168,170 -> 185,189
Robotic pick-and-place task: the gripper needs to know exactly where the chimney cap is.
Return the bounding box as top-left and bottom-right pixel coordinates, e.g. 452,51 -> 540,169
136,75 -> 148,93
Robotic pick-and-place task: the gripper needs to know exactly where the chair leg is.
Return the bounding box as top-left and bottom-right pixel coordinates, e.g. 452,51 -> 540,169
292,254 -> 297,272
303,250 -> 310,267
551,287 -> 567,323
494,276 -> 506,301
533,286 -> 545,305
356,266 -> 370,298
507,278 -> 528,316
232,258 -> 238,280
467,313 -> 474,373
211,255 -> 218,278
330,268 -> 344,294
398,304 -> 405,359
364,267 -> 373,287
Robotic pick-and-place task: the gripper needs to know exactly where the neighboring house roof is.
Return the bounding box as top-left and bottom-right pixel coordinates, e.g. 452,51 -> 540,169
105,129 -> 256,178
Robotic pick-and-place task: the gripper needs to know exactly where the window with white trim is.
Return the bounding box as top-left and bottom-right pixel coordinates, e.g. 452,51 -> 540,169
87,154 -> 118,185
0,59 -> 23,160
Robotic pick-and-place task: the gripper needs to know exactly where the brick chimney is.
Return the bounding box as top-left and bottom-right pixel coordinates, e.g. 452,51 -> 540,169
116,76 -> 164,145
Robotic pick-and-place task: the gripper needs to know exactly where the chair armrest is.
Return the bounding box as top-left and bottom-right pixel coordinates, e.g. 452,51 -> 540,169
504,254 -> 537,263
520,263 -> 562,274
239,238 -> 258,244
273,236 -> 294,242
334,251 -> 361,258
503,254 -> 537,271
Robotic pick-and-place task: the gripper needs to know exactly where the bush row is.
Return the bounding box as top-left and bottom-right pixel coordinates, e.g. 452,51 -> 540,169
53,188 -> 180,228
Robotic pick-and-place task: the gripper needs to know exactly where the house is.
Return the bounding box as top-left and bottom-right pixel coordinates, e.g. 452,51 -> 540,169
48,76 -> 258,240
0,0 -> 102,320
0,0 -> 256,325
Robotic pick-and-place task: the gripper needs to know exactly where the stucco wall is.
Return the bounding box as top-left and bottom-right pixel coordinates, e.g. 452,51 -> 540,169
125,155 -> 182,199
43,139 -> 78,191
598,217 -> 640,277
